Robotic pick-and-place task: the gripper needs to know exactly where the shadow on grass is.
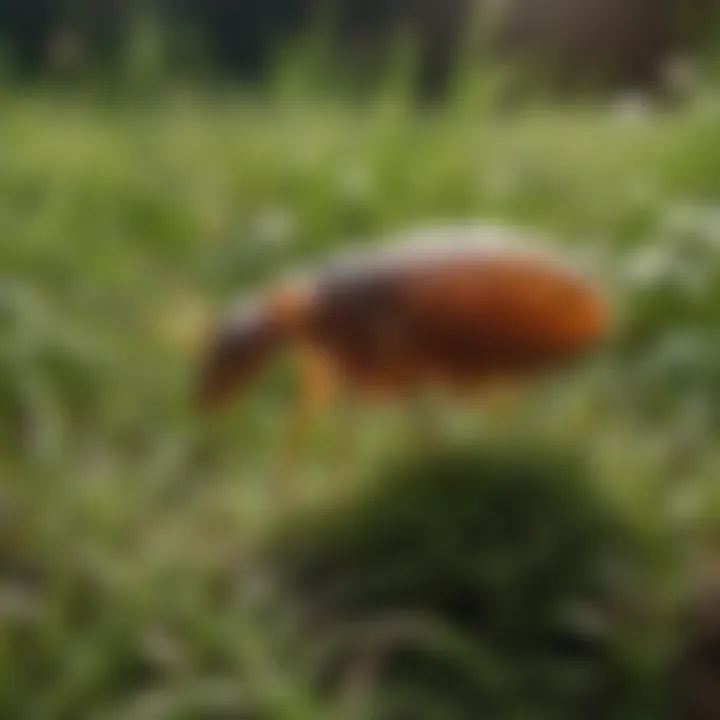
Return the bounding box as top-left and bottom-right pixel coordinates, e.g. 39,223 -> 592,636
266,440 -> 678,719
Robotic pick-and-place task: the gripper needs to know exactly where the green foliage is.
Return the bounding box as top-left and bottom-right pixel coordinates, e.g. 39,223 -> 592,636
0,85 -> 719,716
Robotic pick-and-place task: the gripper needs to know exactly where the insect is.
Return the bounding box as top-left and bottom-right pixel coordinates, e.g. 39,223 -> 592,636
196,225 -> 611,498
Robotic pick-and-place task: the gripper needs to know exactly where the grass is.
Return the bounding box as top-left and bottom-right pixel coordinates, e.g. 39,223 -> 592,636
2,77 -> 720,717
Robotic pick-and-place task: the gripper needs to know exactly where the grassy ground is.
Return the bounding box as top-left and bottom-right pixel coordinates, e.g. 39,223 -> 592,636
3,81 -> 720,717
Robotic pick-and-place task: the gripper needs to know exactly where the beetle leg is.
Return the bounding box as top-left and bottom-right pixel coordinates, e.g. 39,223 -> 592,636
325,384 -> 362,493
405,388 -> 445,452
476,378 -> 527,429
274,344 -> 339,508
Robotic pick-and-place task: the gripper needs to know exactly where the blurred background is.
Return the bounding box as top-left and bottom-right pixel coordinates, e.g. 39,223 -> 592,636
3,1 -> 720,718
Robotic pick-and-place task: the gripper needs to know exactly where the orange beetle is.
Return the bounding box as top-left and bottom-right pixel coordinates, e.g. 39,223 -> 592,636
197,225 -> 611,492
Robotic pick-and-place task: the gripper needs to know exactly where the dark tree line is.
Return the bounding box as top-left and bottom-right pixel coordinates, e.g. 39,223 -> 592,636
0,0 -> 716,94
